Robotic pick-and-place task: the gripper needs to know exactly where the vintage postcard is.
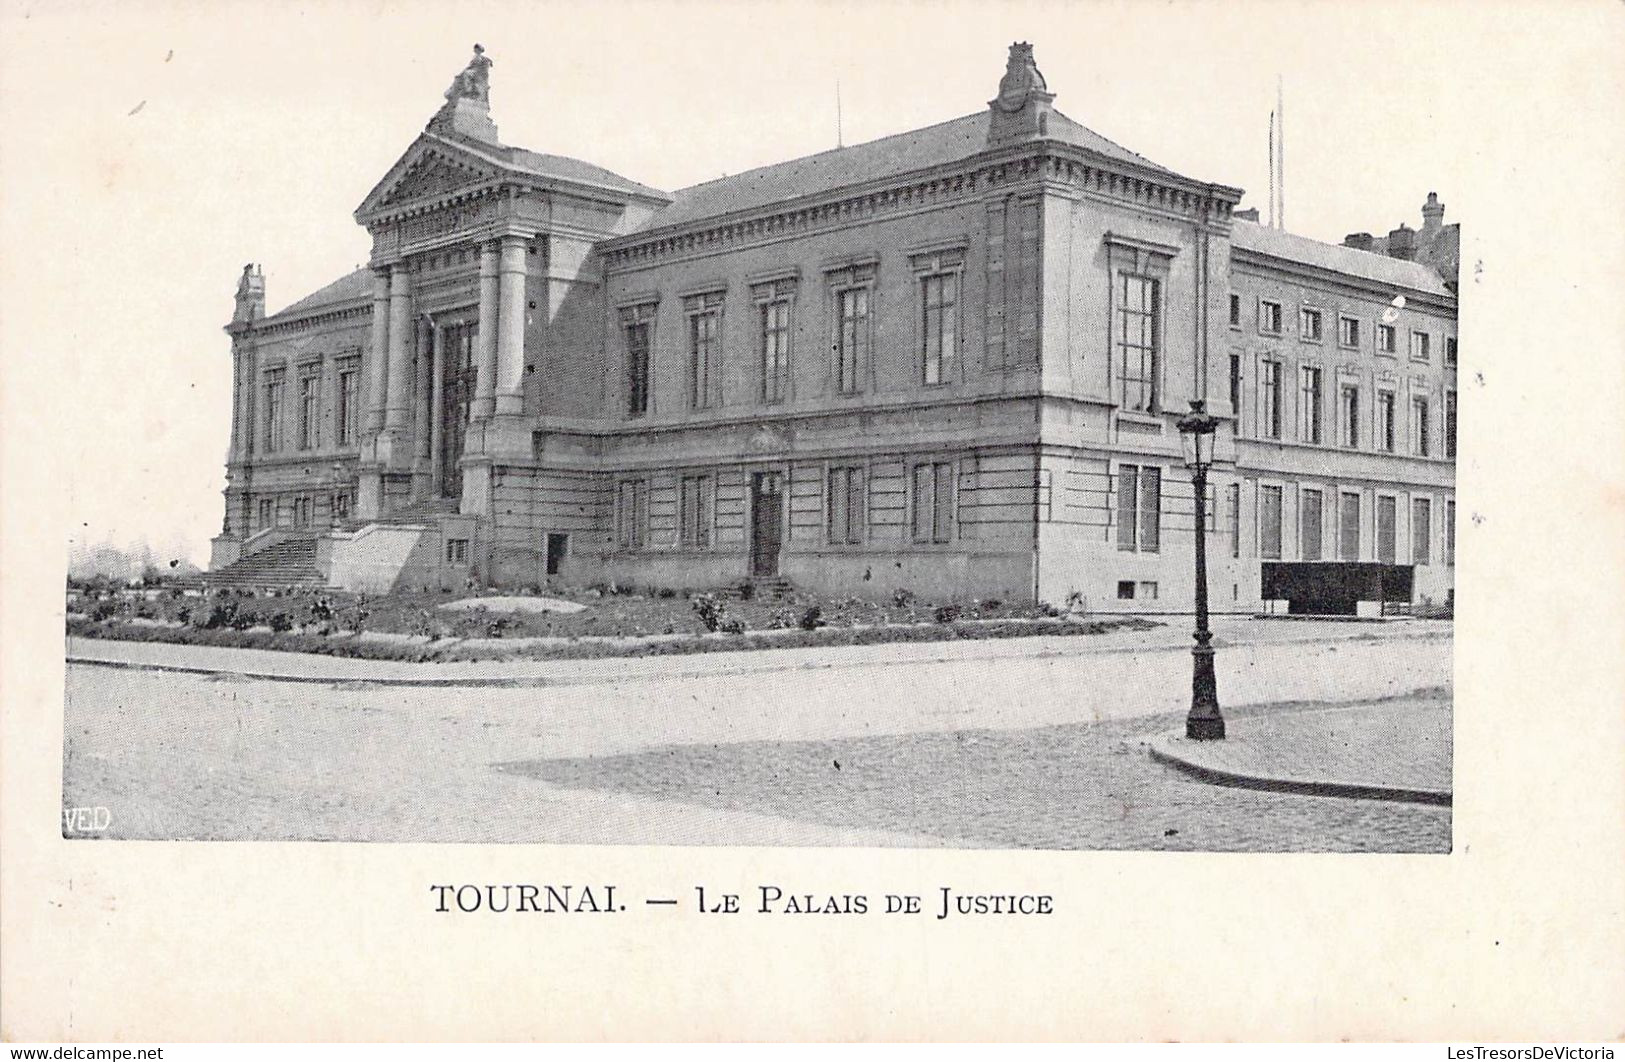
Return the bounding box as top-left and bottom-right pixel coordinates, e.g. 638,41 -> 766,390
3,0 -> 1622,1044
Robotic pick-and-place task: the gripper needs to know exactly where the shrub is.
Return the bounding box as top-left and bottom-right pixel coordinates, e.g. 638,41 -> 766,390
657,587 -> 677,599
691,593 -> 728,633
485,615 -> 515,638
798,605 -> 825,631
267,611 -> 294,633
307,596 -> 334,623
229,608 -> 260,631
933,603 -> 961,624
737,582 -> 755,602
719,617 -> 746,635
89,600 -> 119,622
892,588 -> 914,608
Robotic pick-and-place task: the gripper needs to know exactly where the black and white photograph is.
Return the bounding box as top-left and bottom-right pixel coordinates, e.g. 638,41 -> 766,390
5,0 -> 1624,1046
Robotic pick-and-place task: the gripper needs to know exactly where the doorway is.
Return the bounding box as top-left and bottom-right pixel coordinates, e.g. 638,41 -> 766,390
750,471 -> 783,577
545,533 -> 568,577
440,322 -> 477,499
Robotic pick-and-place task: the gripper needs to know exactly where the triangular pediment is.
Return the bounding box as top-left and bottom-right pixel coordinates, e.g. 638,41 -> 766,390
354,135 -> 509,222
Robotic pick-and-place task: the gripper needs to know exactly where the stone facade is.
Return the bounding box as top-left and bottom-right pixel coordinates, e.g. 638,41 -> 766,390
210,43 -> 1457,613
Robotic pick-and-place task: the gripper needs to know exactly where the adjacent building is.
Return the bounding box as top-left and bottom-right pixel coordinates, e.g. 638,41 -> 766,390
210,43 -> 1457,613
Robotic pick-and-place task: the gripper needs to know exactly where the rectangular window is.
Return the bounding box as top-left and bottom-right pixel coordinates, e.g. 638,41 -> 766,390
1446,500 -> 1456,567
1227,482 -> 1241,559
1339,491 -> 1361,561
679,474 -> 713,549
911,461 -> 954,544
1259,484 -> 1283,559
1338,315 -> 1361,349
1299,307 -> 1323,342
1229,353 -> 1243,428
1410,329 -> 1431,362
1301,487 -> 1324,561
1378,323 -> 1397,354
1116,464 -> 1161,553
258,498 -> 274,532
1117,275 -> 1160,412
1445,335 -> 1457,367
1413,497 -> 1432,565
262,369 -> 285,453
1117,580 -> 1136,601
761,299 -> 792,403
1260,359 -> 1283,439
1377,391 -> 1396,452
1259,299 -> 1282,335
1340,384 -> 1360,448
444,538 -> 469,565
625,320 -> 651,417
292,494 -> 313,529
920,273 -> 958,386
1299,365 -> 1323,444
336,367 -> 359,445
298,373 -> 320,450
1376,495 -> 1397,564
331,490 -> 351,522
1228,292 -> 1241,327
1445,390 -> 1457,459
827,466 -> 866,545
689,310 -> 718,410
616,480 -> 648,551
1412,396 -> 1431,456
835,287 -> 869,395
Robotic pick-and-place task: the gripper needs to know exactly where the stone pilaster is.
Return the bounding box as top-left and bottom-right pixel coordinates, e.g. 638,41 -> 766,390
384,265 -> 413,437
365,268 -> 391,432
472,242 -> 499,421
494,234 -> 528,417
430,324 -> 446,497
412,314 -> 433,496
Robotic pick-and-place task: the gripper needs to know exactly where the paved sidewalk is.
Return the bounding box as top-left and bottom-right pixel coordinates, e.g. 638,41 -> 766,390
1147,696 -> 1452,805
66,617 -> 1450,688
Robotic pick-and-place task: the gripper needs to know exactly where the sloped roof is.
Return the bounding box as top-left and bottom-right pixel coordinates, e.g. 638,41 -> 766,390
507,145 -> 668,201
645,108 -> 1185,230
1231,220 -> 1454,298
264,266 -> 373,323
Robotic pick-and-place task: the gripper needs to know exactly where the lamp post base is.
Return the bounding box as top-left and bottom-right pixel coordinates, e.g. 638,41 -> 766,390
1186,716 -> 1226,741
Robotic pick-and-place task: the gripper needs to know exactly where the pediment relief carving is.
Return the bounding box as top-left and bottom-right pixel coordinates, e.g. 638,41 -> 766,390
380,154 -> 494,206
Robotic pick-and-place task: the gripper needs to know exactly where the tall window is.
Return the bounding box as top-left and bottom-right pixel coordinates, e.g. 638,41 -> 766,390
616,480 -> 648,551
921,273 -> 958,386
1260,358 -> 1283,439
1229,353 -> 1243,431
292,494 -> 313,529
1411,395 -> 1431,456
1410,330 -> 1431,362
1445,390 -> 1457,459
828,466 -> 866,545
1378,323 -> 1397,354
1299,307 -> 1323,342
1299,365 -> 1323,444
835,287 -> 869,395
911,461 -> 954,544
1228,292 -> 1241,327
1227,482 -> 1241,558
258,498 -> 274,531
1340,384 -> 1360,448
1445,500 -> 1456,566
336,365 -> 359,445
262,369 -> 285,453
1339,491 -> 1361,561
1339,315 -> 1361,349
621,307 -> 654,418
685,293 -> 723,410
761,299 -> 792,403
679,475 -> 713,549
1116,464 -> 1161,553
298,372 -> 320,450
1118,275 -> 1159,411
1413,497 -> 1432,565
1259,299 -> 1282,334
1376,495 -> 1397,564
1445,336 -> 1458,367
1377,390 -> 1396,452
1259,484 -> 1283,559
1301,487 -> 1324,561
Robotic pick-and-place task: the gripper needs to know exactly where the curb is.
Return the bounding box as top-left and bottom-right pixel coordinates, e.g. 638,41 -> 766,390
1145,731 -> 1452,807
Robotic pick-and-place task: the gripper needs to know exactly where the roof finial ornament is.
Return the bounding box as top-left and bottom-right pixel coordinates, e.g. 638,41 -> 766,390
445,43 -> 492,104
994,41 -> 1048,113
987,41 -> 1055,147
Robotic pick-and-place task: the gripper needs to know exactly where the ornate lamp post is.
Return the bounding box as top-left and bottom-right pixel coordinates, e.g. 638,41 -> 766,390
1177,399 -> 1225,740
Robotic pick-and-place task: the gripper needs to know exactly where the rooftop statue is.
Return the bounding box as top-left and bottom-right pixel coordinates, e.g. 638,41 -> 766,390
445,44 -> 492,104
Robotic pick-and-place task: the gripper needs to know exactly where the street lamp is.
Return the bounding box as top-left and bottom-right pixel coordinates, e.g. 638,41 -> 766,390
1177,399 -> 1224,740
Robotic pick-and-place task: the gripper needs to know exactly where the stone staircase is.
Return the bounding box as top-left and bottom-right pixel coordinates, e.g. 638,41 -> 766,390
335,496 -> 460,532
732,575 -> 795,601
203,535 -> 326,591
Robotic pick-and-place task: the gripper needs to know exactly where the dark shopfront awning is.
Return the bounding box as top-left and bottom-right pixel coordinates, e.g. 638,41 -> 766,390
1260,562 -> 1414,616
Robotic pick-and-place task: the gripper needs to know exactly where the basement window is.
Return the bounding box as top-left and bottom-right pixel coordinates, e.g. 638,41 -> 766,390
445,538 -> 469,565
1117,580 -> 1136,601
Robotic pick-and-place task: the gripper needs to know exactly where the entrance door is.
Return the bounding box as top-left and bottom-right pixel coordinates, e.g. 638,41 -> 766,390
440,323 -> 476,498
750,472 -> 783,577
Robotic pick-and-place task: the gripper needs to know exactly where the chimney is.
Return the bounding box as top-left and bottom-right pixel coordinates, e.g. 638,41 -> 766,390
1342,232 -> 1374,251
1235,207 -> 1261,222
1421,191 -> 1445,233
233,263 -> 265,324
1386,224 -> 1417,261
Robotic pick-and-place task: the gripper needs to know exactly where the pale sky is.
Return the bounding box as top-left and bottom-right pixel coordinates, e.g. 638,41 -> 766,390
0,0 -> 1603,566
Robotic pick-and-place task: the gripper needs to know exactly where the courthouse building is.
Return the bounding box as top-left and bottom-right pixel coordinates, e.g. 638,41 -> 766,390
209,43 -> 1458,613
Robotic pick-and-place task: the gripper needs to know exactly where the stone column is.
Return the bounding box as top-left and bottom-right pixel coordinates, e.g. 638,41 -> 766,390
430,324 -> 446,497
472,242 -> 499,420
365,268 -> 391,432
384,265 -> 413,435
494,234 -> 528,417
412,314 -> 433,497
